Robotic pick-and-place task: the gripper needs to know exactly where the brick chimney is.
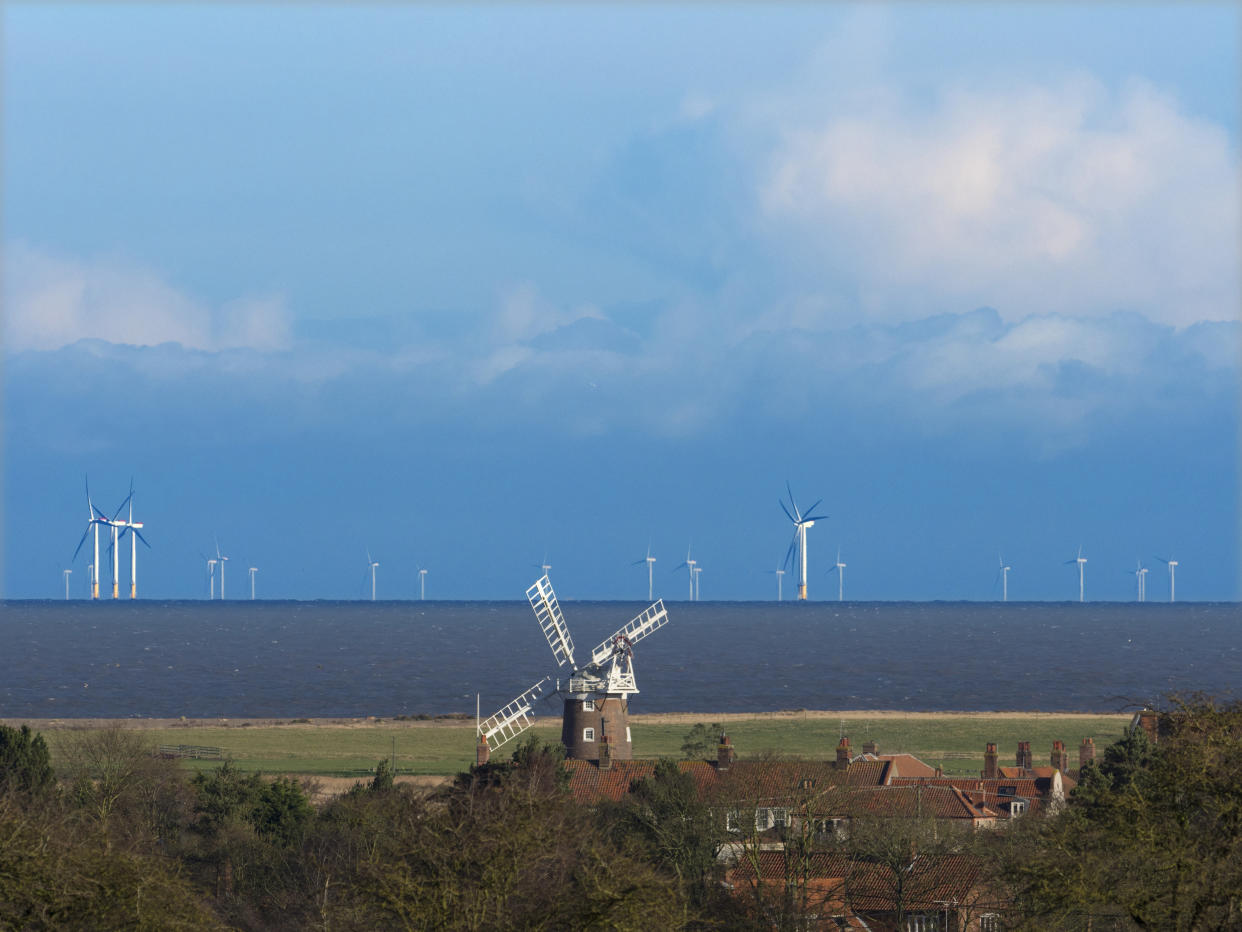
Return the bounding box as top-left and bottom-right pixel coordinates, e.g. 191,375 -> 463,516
1079,737 -> 1096,770
836,736 -> 851,769
1016,741 -> 1032,771
476,734 -> 490,767
1133,709 -> 1160,744
599,734 -> 612,771
716,733 -> 734,771
863,739 -> 878,756
1050,740 -> 1068,773
983,742 -> 998,779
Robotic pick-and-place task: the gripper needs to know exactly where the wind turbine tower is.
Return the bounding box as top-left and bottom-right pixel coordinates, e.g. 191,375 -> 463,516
781,483 -> 828,600
367,551 -> 379,601
419,567 -> 428,600
216,539 -> 229,599
693,565 -> 702,601
207,558 -> 217,599
774,567 -> 785,601
63,569 -> 72,600
115,486 -> 149,599
1065,546 -> 1087,602
999,555 -> 1011,602
632,544 -> 657,601
1158,557 -> 1178,602
827,547 -> 847,601
674,547 -> 696,600
249,567 -> 258,600
72,478 -> 107,599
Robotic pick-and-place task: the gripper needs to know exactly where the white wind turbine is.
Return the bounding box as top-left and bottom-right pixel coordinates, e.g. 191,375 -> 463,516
249,567 -> 258,600
215,538 -> 229,599
419,567 -> 428,600
997,554 -> 1011,602
1064,545 -> 1088,602
72,478 -> 110,600
770,567 -> 785,601
693,565 -> 702,601
781,482 -> 828,600
1157,557 -> 1178,602
63,569 -> 72,600
673,546 -> 697,600
826,546 -> 847,601
365,550 -> 379,601
114,483 -> 150,599
1128,560 -> 1149,603
205,557 -> 217,599
631,543 -> 657,601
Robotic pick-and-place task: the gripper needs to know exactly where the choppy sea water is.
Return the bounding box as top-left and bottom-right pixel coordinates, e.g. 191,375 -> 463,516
1,600 -> 1238,718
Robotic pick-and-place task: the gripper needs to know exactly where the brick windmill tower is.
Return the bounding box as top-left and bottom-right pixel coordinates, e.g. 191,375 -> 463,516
475,575 -> 670,764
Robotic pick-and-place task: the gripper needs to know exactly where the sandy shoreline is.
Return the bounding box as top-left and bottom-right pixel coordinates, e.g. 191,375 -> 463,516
3,709 -> 1130,730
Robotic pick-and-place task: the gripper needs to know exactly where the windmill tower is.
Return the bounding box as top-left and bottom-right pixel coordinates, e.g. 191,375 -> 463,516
476,574 -> 670,765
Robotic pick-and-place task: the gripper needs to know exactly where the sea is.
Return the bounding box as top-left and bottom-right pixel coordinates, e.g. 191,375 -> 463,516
1,600 -> 1238,719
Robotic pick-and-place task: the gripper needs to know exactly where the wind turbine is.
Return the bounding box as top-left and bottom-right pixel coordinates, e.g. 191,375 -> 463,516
249,567 -> 258,600
693,565 -> 702,601
63,569 -> 72,600
781,482 -> 828,600
826,546 -> 847,601
366,550 -> 379,601
1128,560 -> 1149,603
419,567 -> 428,600
771,567 -> 785,601
114,483 -> 150,599
1157,557 -> 1178,602
1064,545 -> 1087,602
997,554 -> 1011,602
673,546 -> 697,600
205,557 -> 217,599
631,543 -> 657,601
215,538 -> 229,599
72,478 -> 109,599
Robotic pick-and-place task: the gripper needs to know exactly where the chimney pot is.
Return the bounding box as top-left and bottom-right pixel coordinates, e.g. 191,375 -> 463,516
983,742 -> 998,779
717,733 -> 734,771
836,736 -> 851,769
476,734 -> 490,767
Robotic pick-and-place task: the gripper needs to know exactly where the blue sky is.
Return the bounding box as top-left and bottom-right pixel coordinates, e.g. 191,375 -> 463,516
3,3 -> 1239,601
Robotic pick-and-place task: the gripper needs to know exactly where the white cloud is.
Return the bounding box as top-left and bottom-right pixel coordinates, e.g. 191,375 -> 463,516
760,76 -> 1241,327
3,243 -> 291,353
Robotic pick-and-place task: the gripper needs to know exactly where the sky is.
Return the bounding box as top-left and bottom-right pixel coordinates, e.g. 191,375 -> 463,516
3,3 -> 1239,602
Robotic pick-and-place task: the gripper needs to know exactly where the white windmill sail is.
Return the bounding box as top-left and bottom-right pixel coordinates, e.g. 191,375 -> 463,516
527,574 -> 576,668
478,678 -> 549,750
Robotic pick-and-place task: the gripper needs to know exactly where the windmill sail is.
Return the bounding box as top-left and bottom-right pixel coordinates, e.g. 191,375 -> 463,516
590,600 -> 669,668
527,575 -> 576,668
479,678 -> 548,750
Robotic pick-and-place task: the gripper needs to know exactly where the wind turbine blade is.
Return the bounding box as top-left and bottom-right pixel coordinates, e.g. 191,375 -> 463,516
803,511 -> 829,523
134,529 -> 152,548
779,499 -> 796,523
804,498 -> 823,516
215,536 -> 222,560
631,558 -> 648,566
110,490 -> 133,522
785,481 -> 801,521
72,527 -> 91,561
782,535 -> 798,571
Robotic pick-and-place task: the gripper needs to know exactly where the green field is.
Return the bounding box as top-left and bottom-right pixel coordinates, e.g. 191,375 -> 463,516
31,712 -> 1131,778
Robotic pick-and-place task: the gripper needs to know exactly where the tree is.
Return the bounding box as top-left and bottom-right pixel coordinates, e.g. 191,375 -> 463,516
0,723 -> 54,796
680,722 -> 724,760
997,696 -> 1242,930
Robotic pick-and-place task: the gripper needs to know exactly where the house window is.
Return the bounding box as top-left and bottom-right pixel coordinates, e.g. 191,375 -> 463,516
726,811 -> 740,833
1010,800 -> 1027,817
755,808 -> 789,831
799,778 -> 817,789
582,699 -> 595,711
980,914 -> 1000,932
583,727 -> 595,742
905,915 -> 941,932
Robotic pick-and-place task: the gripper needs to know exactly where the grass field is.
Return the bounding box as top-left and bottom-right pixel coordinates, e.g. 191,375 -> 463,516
22,711 -> 1131,779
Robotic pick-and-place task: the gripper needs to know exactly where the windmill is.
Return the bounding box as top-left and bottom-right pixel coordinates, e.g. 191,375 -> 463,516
96,484 -> 138,600
827,546 -> 847,601
631,543 -> 657,601
781,482 -> 828,600
475,574 -> 670,765
205,557 -> 217,599
533,553 -> 552,578
71,478 -> 110,599
249,567 -> 258,600
1064,545 -> 1087,602
364,550 -> 379,601
997,554 -> 1011,602
1157,557 -> 1178,602
673,546 -> 696,600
